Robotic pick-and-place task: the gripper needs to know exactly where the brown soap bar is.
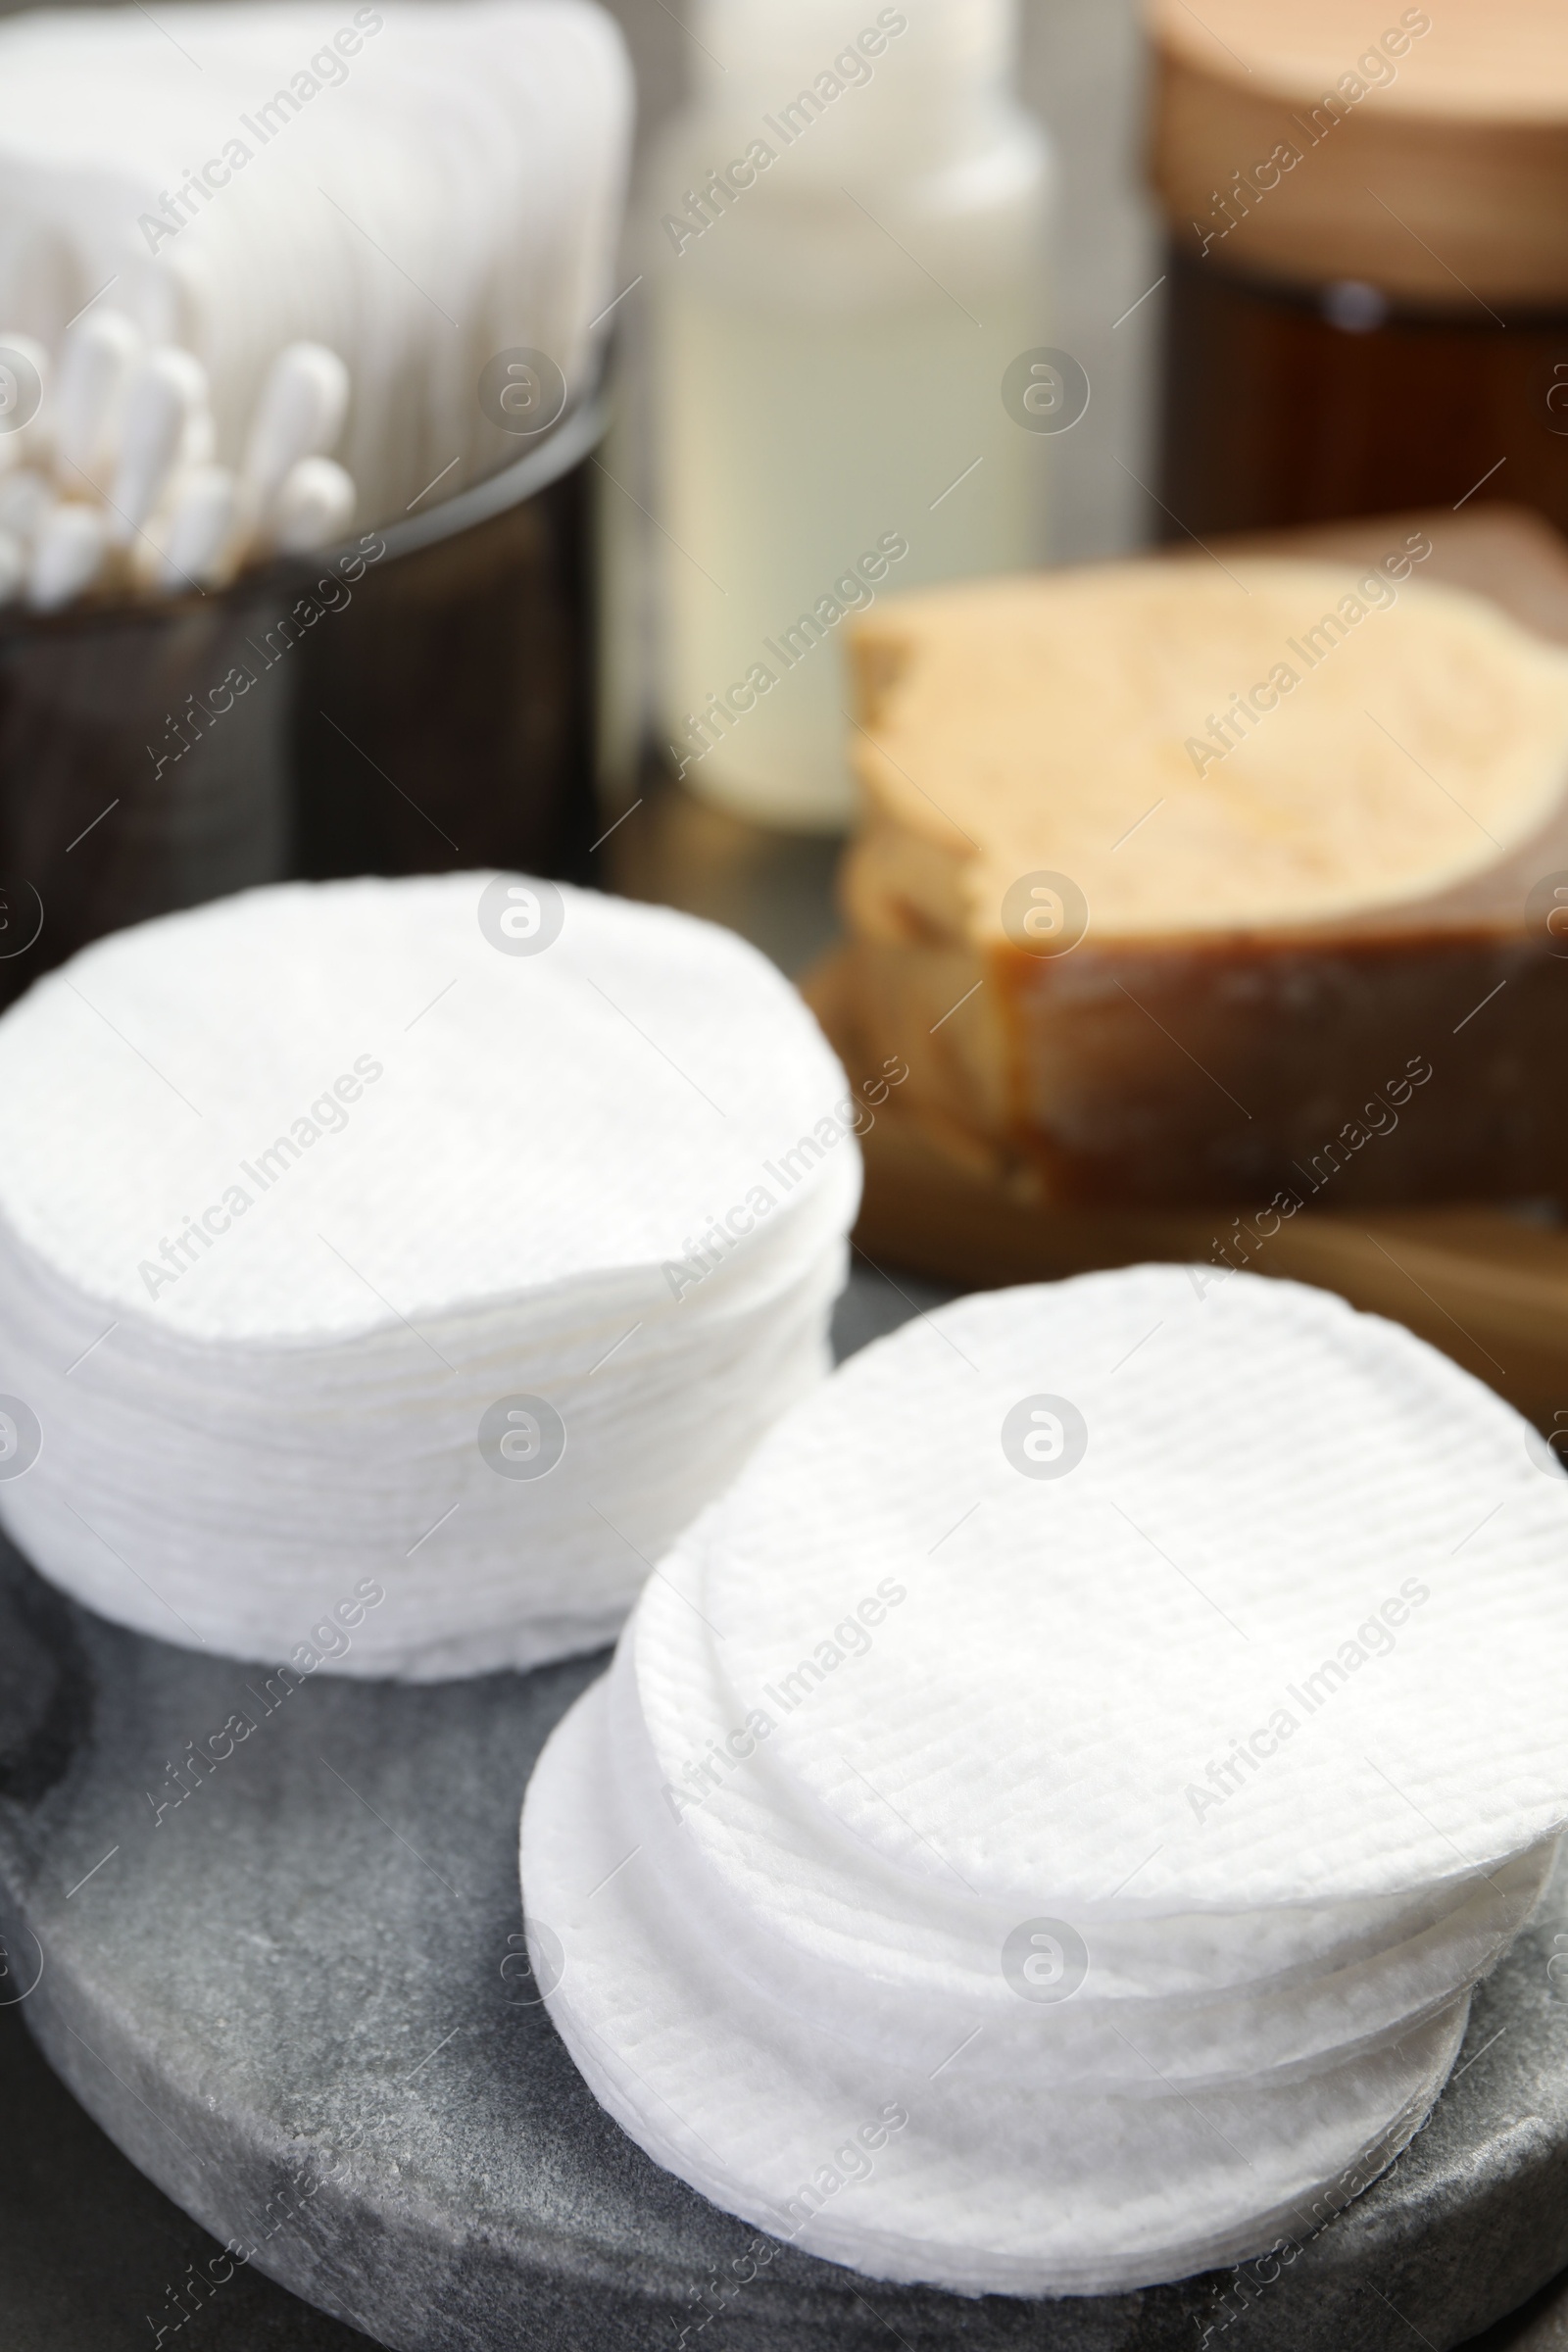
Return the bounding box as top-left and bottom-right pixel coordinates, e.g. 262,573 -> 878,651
841,538 -> 1568,1207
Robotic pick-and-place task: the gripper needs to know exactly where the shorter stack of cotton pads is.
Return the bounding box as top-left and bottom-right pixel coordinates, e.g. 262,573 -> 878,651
0,873 -> 859,1679
522,1267 -> 1568,2294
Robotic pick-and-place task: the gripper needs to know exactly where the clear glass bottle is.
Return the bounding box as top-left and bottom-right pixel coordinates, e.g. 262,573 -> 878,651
643,0 -> 1052,830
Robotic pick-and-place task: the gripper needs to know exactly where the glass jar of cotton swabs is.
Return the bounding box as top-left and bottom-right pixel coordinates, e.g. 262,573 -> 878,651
0,310 -> 606,1016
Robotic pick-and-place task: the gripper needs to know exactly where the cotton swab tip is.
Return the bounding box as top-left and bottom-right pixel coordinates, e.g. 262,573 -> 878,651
56,308 -> 141,476
159,464 -> 240,593
0,330 -> 49,456
270,456 -> 356,554
242,343 -> 351,509
27,502 -> 108,611
109,345 -> 210,541
0,468 -> 49,543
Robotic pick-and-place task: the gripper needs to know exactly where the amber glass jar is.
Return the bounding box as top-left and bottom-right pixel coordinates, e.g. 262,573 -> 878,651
0,402 -> 601,1016
1147,0 -> 1568,537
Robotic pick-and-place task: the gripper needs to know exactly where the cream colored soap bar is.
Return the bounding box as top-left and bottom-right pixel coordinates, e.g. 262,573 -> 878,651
840,545 -> 1568,1205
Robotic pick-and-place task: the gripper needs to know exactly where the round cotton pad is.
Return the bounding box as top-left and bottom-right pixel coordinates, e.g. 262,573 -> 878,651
605,1629 -> 1555,2092
520,1266 -> 1568,2292
0,873 -> 861,1676
660,1268 -> 1568,1913
524,1673 -> 1471,2298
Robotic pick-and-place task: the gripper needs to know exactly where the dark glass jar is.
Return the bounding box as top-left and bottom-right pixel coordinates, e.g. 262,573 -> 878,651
0,401 -> 601,1016
1157,249 -> 1568,538
1146,0 -> 1568,537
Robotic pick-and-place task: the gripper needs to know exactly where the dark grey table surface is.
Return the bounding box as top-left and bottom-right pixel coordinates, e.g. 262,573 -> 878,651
0,1906 -> 1560,2352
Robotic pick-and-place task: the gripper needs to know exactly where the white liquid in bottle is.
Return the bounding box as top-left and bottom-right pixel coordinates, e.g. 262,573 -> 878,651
646,0 -> 1052,831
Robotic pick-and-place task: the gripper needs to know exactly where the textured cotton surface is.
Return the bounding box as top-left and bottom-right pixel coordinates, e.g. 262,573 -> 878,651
655,1270 -> 1568,1911
520,1267 -> 1568,2293
0,873 -> 852,1337
0,874 -> 859,1675
525,1677 -> 1470,2297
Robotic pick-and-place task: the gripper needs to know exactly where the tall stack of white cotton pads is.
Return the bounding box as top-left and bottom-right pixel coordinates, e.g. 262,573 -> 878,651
0,874 -> 859,1679
0,2 -> 631,524
522,1267 -> 1568,2294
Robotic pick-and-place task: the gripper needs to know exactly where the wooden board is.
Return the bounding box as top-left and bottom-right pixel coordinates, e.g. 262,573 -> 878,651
842,1074 -> 1568,1436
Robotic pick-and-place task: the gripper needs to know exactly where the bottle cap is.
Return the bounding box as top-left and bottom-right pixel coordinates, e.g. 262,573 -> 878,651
693,0 -> 1013,114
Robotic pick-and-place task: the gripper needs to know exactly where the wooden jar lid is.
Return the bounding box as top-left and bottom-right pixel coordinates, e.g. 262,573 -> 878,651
1147,0 -> 1568,307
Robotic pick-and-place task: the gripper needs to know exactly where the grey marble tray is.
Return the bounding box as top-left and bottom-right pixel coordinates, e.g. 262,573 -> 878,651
2,1271 -> 1568,2352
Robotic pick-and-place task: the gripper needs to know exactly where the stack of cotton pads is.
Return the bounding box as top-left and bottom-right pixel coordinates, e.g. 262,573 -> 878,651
0,873 -> 859,1679
522,1267 -> 1568,2294
0,1 -> 631,525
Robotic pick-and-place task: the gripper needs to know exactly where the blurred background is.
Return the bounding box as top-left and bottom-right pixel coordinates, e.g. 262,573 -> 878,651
596,0 -> 1157,571
0,0 -> 1161,1004
5,0 -> 1568,2343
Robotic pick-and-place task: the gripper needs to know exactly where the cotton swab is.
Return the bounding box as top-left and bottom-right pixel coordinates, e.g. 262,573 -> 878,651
181,397 -> 217,471
0,330 -> 49,468
0,328 -> 356,607
0,325 -> 359,603
157,464 -> 241,593
54,308 -> 141,483
108,347 -> 210,546
269,456 -> 355,555
241,344 -> 351,519
0,468 -> 48,542
28,502 -> 107,610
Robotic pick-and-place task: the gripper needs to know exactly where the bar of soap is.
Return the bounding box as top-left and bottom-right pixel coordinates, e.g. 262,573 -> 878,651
840,554 -> 1568,1204
520,1266 -> 1568,2294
